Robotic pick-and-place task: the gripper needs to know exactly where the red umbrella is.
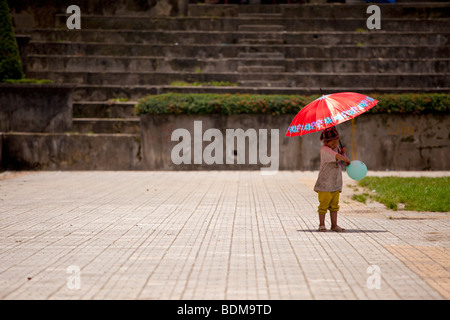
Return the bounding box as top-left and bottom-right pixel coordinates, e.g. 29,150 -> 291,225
286,92 -> 378,137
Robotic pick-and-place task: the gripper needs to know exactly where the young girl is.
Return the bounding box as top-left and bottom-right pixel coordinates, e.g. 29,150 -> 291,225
313,126 -> 350,232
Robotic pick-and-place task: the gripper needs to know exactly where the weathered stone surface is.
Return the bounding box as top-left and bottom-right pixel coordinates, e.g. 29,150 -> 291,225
1,133 -> 143,170
12,2 -> 450,101
9,0 -> 188,28
337,114 -> 450,171
140,114 -> 450,171
1,112 -> 448,171
140,114 -> 299,171
26,70 -> 450,88
73,101 -> 137,118
72,118 -> 140,134
0,84 -> 73,133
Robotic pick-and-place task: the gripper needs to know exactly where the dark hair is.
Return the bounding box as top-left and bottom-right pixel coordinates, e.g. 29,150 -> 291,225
320,126 -> 339,141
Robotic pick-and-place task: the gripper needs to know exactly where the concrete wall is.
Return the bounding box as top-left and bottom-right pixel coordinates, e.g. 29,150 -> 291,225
140,113 -> 450,171
1,133 -> 143,170
0,84 -> 73,133
140,114 -> 299,172
2,113 -> 448,171
336,113 -> 450,171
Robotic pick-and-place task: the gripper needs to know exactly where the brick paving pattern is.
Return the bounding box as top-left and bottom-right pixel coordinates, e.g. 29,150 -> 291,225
0,171 -> 448,299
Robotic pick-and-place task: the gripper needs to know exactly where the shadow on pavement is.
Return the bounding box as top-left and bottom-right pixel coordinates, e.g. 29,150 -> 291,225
297,229 -> 387,233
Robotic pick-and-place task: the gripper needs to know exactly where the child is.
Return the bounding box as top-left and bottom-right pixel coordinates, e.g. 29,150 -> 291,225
313,126 -> 350,232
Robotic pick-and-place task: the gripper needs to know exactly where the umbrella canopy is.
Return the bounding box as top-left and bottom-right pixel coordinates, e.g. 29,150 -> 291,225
286,92 -> 378,137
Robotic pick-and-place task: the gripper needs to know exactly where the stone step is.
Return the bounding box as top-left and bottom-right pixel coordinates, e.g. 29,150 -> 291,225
73,85 -> 157,101
237,66 -> 286,73
29,70 -> 449,88
237,52 -> 285,59
72,118 -> 140,134
27,55 -> 238,73
188,3 -> 450,19
18,29 -> 449,46
236,58 -> 287,68
53,15 -> 450,32
159,85 -> 450,95
73,101 -> 137,118
70,85 -> 450,102
291,58 -> 450,74
28,55 -> 449,74
28,71 -> 236,86
10,3 -> 449,29
238,80 -> 292,88
238,25 -> 285,32
237,13 -> 283,19
237,38 -> 285,45
27,42 -> 450,59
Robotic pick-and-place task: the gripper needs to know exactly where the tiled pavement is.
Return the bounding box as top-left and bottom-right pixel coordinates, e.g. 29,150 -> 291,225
0,171 -> 448,300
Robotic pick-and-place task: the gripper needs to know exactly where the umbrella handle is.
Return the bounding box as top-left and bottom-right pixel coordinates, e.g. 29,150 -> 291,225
339,139 -> 345,154
338,139 -> 348,168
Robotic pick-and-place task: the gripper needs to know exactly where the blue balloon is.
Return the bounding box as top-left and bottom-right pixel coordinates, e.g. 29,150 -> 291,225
346,160 -> 367,180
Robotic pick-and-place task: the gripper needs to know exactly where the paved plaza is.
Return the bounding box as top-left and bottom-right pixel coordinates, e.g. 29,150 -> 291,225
0,170 -> 448,300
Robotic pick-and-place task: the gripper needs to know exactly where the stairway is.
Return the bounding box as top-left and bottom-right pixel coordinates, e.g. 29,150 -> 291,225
18,4 -> 449,99
236,11 -> 289,88
7,2 -> 450,169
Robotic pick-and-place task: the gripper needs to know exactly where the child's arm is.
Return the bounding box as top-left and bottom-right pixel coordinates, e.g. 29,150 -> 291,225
336,153 -> 351,165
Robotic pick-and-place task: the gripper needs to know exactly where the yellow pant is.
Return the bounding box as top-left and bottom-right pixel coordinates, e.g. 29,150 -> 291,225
317,191 -> 340,215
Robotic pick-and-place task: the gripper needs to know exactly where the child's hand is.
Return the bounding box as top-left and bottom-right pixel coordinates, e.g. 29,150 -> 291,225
343,155 -> 351,166
336,153 -> 351,166
341,147 -> 347,155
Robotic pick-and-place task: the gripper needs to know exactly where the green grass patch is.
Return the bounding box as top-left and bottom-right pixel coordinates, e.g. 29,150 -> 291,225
352,193 -> 369,204
2,78 -> 53,84
357,177 -> 450,212
108,97 -> 129,102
